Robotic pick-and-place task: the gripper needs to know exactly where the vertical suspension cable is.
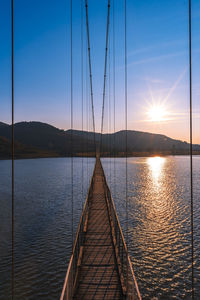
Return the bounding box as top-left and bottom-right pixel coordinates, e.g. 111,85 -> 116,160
109,33 -> 111,182
86,33 -> 89,183
113,0 -> 116,199
81,0 -> 84,209
85,0 -> 96,156
189,0 -> 194,298
70,0 -> 74,251
100,0 -> 111,155
124,0 -> 128,242
124,0 -> 129,293
11,0 -> 15,298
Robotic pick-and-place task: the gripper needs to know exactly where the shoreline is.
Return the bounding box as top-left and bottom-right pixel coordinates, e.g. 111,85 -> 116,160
1,152 -> 200,161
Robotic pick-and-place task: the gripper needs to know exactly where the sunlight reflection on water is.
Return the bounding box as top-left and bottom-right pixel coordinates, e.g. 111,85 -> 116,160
102,156 -> 200,300
147,156 -> 166,183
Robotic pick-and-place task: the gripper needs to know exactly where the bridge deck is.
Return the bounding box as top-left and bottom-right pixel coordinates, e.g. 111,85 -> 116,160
73,159 -> 123,299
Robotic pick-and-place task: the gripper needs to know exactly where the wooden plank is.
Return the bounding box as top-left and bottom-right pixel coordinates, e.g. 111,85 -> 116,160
83,212 -> 88,233
73,160 -> 123,299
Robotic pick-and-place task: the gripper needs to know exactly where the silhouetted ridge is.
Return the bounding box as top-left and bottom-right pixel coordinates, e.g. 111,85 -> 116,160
0,121 -> 199,159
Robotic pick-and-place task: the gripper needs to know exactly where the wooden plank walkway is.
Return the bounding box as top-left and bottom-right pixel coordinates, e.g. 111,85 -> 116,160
73,159 -> 123,299
61,158 -> 141,300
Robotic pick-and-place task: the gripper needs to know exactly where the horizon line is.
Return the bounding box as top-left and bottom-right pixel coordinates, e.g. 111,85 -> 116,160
1,119 -> 200,145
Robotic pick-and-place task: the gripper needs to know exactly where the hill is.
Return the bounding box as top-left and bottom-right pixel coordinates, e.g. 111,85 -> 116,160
0,122 -> 95,158
0,135 -> 59,159
0,121 -> 199,159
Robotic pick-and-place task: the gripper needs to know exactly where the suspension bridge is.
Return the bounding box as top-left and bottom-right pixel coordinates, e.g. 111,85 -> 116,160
9,0 -> 195,298
60,0 -> 142,298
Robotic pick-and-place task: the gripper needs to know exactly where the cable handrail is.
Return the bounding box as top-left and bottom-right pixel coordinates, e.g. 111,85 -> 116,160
106,187 -> 141,299
100,161 -> 142,300
60,161 -> 97,300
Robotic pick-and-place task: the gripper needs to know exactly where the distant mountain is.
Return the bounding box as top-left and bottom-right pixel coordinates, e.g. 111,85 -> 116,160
0,135 -> 59,159
0,122 -> 95,158
0,121 -> 199,159
100,130 -> 200,153
0,122 -> 9,127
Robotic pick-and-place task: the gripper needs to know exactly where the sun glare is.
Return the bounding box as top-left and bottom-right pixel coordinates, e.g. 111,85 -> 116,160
147,105 -> 168,122
147,156 -> 166,182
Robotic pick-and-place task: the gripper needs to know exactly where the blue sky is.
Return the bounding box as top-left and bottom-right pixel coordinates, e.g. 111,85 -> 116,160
0,0 -> 199,142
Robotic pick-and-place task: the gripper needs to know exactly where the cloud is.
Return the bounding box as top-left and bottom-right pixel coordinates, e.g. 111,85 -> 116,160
127,35 -> 200,59
127,51 -> 186,67
127,39 -> 186,58
162,67 -> 187,104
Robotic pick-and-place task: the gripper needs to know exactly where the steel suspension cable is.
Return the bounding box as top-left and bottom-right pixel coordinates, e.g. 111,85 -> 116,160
81,0 -> 84,209
189,0 -> 194,298
70,0 -> 74,251
109,33 -> 111,179
100,0 -> 111,155
113,0 -> 116,199
11,0 -> 15,298
86,32 -> 89,182
124,0 -> 129,294
124,0 -> 129,262
85,0 -> 96,156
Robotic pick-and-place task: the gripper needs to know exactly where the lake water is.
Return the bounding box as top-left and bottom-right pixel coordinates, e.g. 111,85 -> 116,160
0,156 -> 199,299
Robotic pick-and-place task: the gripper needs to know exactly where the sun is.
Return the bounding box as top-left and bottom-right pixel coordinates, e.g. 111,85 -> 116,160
147,104 -> 168,122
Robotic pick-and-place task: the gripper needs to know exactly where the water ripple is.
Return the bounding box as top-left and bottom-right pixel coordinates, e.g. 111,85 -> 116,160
0,157 -> 199,299
103,156 -> 200,299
